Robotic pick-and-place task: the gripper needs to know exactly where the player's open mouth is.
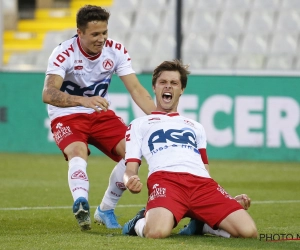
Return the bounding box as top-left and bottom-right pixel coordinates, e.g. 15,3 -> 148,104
162,92 -> 172,102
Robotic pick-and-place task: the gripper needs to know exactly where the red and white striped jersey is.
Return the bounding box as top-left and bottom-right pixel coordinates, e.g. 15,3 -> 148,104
46,36 -> 134,121
125,111 -> 211,178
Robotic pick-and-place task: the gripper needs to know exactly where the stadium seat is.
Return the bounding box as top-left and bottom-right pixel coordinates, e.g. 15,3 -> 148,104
7,50 -> 38,65
110,0 -> 139,12
275,10 -> 300,34
70,0 -> 112,9
252,0 -> 281,11
211,34 -> 240,54
182,54 -> 206,72
197,0 -> 225,11
235,54 -> 265,69
206,54 -> 235,69
138,0 -> 169,11
265,55 -> 295,70
107,10 -> 133,45
188,10 -> 219,35
146,54 -> 176,73
126,33 -> 153,72
177,0 -> 199,13
223,0 -> 253,10
218,10 -> 247,35
240,34 -> 269,54
42,30 -> 71,52
108,10 -> 133,32
182,33 -> 212,56
294,57 -> 300,70
147,34 -> 176,71
246,11 -> 276,35
34,50 -> 53,70
281,0 -> 300,9
132,10 -> 163,36
269,33 -> 298,55
160,8 -> 188,35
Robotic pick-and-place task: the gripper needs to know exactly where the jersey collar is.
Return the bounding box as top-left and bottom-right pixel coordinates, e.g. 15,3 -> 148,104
77,37 -> 101,60
151,111 -> 179,117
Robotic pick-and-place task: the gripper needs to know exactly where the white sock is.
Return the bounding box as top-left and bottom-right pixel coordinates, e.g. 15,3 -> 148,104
68,157 -> 89,201
134,218 -> 145,237
100,159 -> 126,211
203,224 -> 231,238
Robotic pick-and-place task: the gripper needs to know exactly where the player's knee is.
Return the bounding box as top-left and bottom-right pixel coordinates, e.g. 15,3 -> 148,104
65,142 -> 87,159
144,227 -> 170,239
237,223 -> 258,238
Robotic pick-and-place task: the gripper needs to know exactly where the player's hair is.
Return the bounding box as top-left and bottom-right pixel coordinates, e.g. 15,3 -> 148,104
76,5 -> 110,32
152,59 -> 190,89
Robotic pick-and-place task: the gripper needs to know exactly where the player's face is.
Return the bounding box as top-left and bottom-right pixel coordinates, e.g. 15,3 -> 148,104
153,71 -> 184,113
77,20 -> 108,55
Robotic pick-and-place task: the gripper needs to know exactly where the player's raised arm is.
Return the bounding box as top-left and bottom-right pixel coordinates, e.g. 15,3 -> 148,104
124,162 -> 142,194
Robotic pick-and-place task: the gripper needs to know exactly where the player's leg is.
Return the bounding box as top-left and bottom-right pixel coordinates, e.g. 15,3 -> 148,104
189,177 -> 257,238
91,111 -> 127,228
51,114 -> 91,231
124,171 -> 187,238
218,209 -> 257,238
64,142 -> 91,230
123,207 -> 174,238
94,158 -> 126,229
179,193 -> 252,237
143,207 -> 174,238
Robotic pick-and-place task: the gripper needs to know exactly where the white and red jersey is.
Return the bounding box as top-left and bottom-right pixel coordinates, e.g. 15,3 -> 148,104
125,111 -> 211,178
46,36 -> 134,121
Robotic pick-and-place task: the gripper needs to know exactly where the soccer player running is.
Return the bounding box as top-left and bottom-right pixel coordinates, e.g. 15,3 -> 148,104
122,60 -> 258,238
42,5 -> 156,231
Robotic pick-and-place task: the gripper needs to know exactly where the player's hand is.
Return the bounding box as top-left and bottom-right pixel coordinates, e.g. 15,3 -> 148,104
81,96 -> 109,112
125,175 -> 143,194
234,194 -> 251,210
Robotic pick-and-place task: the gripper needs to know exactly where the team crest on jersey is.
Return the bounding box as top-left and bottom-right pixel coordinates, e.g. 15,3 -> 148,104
103,59 -> 114,70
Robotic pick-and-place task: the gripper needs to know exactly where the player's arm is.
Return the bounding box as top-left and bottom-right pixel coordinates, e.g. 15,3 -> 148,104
204,164 -> 210,173
199,148 -> 210,174
123,161 -> 142,194
120,73 -> 156,115
42,74 -> 109,111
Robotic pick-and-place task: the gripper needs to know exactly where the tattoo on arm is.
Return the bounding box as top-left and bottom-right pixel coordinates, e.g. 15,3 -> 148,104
44,75 -> 81,107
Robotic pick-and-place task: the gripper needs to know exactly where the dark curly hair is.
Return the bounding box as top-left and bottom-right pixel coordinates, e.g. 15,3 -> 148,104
76,5 -> 110,32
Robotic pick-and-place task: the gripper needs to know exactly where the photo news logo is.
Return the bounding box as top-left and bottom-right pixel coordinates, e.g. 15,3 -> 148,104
259,233 -> 300,242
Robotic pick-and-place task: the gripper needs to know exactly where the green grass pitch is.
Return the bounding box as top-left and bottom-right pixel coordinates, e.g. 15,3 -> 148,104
0,153 -> 299,250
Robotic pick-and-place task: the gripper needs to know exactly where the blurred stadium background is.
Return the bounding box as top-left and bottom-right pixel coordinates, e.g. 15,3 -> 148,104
0,0 -> 299,162
2,0 -> 300,73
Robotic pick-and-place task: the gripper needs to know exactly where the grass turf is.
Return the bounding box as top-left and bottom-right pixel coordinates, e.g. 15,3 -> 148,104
0,153 -> 299,250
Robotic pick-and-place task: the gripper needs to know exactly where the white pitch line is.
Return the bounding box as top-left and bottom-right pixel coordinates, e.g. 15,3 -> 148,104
0,204 -> 145,211
251,200 -> 300,204
1,200 -> 300,211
